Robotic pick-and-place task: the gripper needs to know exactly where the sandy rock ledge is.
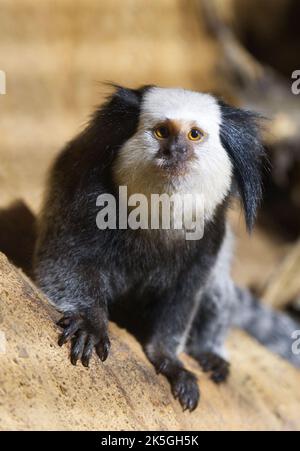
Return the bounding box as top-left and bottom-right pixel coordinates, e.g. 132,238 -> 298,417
0,251 -> 299,431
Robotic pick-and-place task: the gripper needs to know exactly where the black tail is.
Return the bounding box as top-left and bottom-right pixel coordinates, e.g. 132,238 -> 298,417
233,286 -> 300,368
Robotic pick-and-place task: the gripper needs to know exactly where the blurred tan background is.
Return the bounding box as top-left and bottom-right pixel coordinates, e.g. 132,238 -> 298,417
0,0 -> 299,304
0,0 -> 218,211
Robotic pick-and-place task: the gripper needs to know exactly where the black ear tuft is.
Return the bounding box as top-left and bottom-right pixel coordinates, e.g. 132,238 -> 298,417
101,83 -> 153,119
218,100 -> 266,231
75,84 -> 152,175
88,84 -> 152,150
99,83 -> 145,124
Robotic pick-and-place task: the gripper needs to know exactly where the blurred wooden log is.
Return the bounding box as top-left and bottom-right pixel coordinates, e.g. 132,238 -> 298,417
199,0 -> 264,84
0,251 -> 300,430
262,240 -> 300,309
200,0 -> 300,142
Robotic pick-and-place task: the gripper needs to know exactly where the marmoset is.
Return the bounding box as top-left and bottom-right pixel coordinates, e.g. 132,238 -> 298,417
34,85 -> 300,411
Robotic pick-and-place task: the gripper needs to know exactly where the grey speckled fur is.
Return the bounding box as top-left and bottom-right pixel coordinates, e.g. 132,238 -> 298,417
188,227 -> 300,368
233,286 -> 300,367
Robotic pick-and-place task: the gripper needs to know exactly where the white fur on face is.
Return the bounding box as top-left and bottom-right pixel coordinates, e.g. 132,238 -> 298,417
113,87 -> 233,222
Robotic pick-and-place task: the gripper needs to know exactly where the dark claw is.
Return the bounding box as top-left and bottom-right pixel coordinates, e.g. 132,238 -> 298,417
82,336 -> 95,367
70,332 -> 87,365
171,370 -> 200,412
187,396 -> 198,412
57,313 -> 110,366
96,336 -> 111,362
177,383 -> 185,399
58,320 -> 81,346
157,358 -> 170,374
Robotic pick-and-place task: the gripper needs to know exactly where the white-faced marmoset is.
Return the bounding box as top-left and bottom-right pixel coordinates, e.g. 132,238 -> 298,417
34,85 -> 300,411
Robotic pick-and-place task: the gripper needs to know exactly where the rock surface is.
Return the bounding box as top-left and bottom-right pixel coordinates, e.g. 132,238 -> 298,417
0,251 -> 300,431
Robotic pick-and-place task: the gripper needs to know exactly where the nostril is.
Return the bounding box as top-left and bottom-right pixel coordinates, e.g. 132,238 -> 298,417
161,147 -> 172,156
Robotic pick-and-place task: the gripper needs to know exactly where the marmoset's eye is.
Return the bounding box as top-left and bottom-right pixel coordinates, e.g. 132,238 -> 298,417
154,125 -> 170,139
188,128 -> 204,141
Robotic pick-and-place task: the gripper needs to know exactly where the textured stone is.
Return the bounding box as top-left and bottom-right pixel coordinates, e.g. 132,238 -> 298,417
0,251 -> 300,431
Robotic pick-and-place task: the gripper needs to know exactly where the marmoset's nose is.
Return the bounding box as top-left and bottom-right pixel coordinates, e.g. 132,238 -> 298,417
160,138 -> 190,161
168,142 -> 188,156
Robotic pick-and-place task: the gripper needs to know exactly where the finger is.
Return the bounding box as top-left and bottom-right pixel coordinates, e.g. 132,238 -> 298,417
95,335 -> 111,362
58,320 -> 81,346
81,336 -> 95,367
70,332 -> 87,365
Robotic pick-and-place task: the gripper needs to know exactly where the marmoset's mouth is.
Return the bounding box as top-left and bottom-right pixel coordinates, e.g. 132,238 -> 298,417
154,149 -> 197,178
154,157 -> 191,178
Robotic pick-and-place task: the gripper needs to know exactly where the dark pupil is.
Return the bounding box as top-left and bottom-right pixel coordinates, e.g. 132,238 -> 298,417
191,129 -> 199,138
159,126 -> 168,137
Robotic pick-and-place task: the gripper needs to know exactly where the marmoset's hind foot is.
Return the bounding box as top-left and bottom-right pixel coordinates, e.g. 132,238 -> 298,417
171,369 -> 200,412
196,352 -> 230,383
147,351 -> 200,411
57,313 -> 110,367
